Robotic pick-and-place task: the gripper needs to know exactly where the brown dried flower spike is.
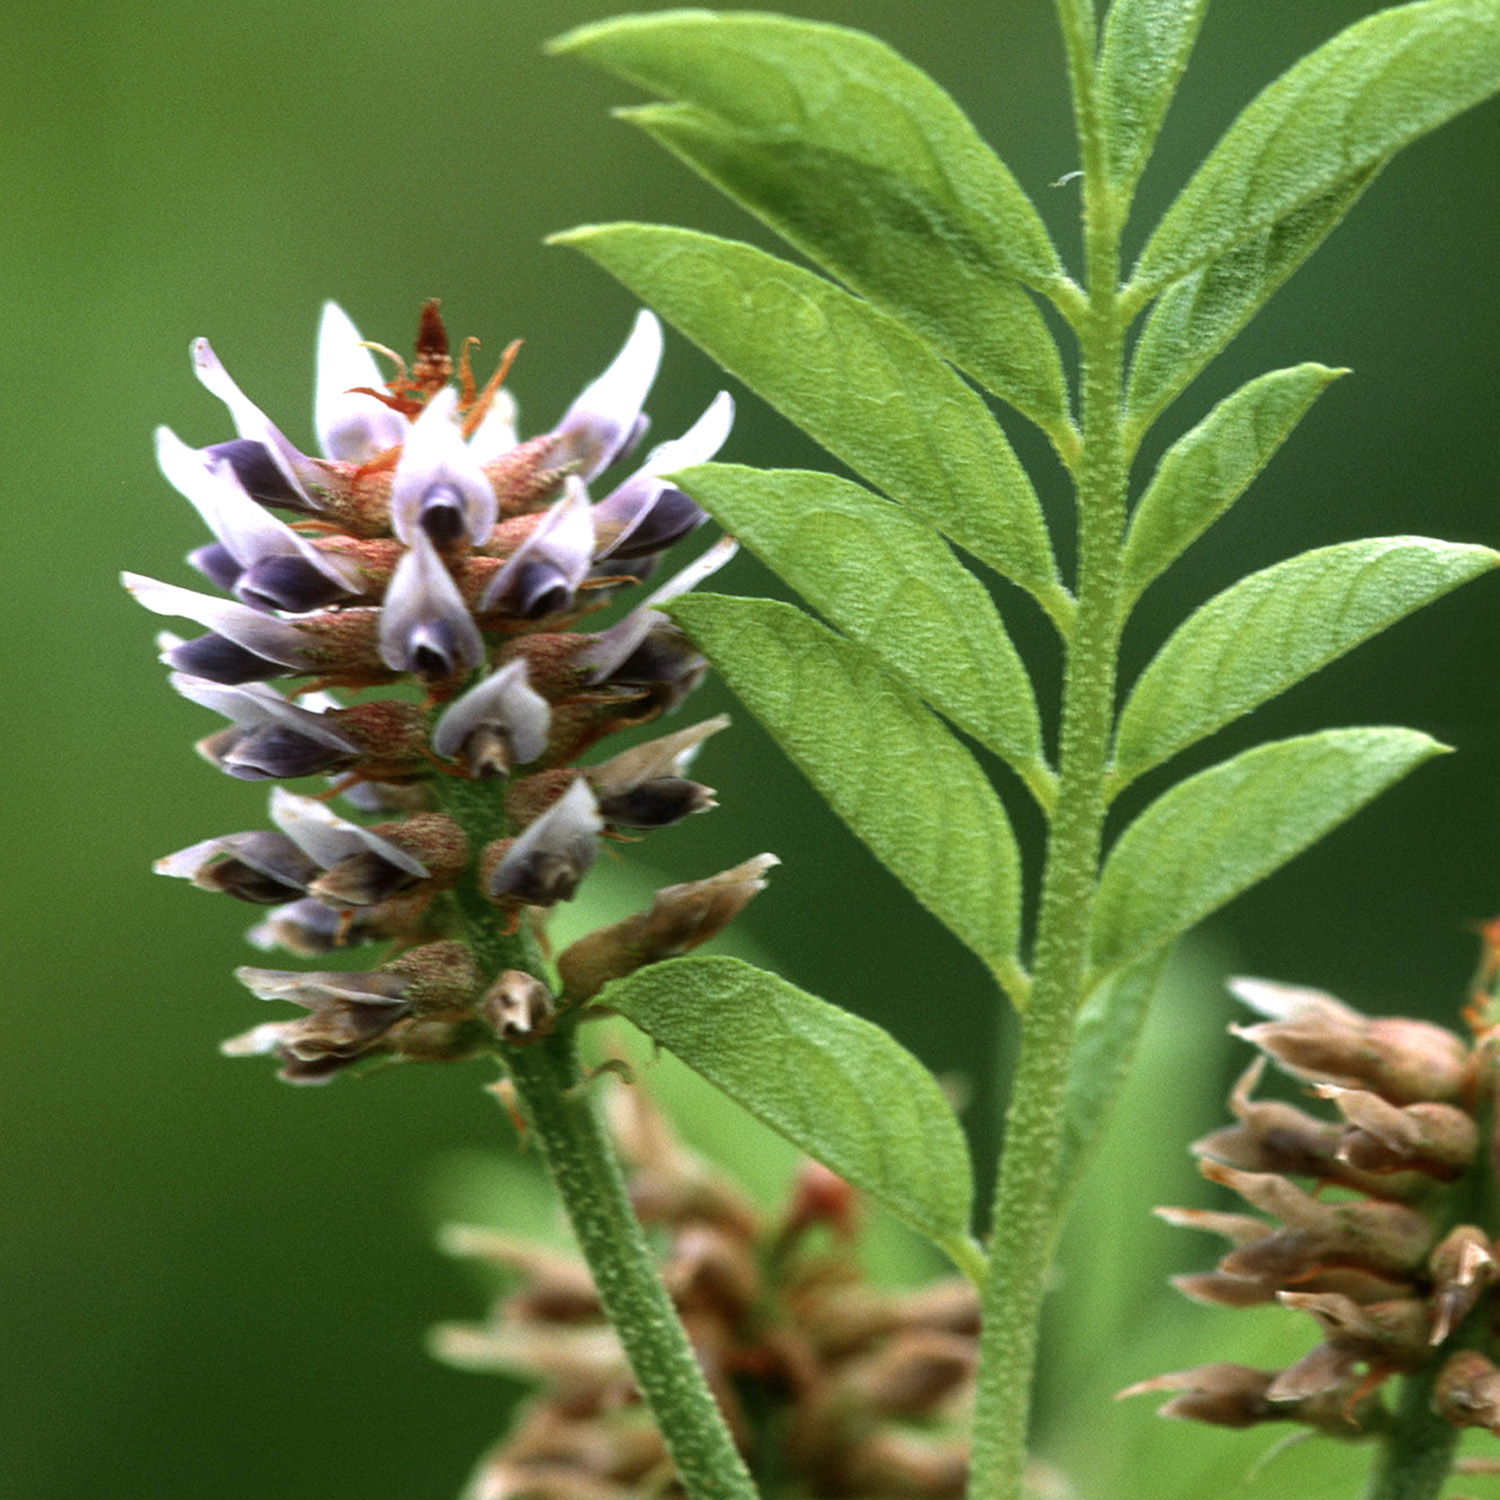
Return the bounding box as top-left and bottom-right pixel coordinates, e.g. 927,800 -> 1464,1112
1123,937 -> 1500,1455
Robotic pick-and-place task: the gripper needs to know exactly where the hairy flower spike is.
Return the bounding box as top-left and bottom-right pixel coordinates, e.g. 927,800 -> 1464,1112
128,300 -> 763,1083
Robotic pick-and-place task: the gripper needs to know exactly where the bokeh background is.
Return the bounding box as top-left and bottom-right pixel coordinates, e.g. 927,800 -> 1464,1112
8,1 -> 1500,1496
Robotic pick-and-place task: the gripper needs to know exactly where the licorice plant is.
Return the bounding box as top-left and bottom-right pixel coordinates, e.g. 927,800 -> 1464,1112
127,3 -> 1500,1499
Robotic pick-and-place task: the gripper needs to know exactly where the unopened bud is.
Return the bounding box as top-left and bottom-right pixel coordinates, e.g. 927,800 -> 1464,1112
1316,1084 -> 1478,1179
1435,1350 -> 1500,1433
558,853 -> 778,1001
1428,1226 -> 1498,1344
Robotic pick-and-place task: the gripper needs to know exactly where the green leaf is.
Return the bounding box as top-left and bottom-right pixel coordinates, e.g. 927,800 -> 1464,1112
673,463 -> 1049,793
1055,947 -> 1173,1212
551,11 -> 1073,432
1090,727 -> 1447,979
1097,0 -> 1208,192
1114,537 -> 1498,783
1131,0 -> 1500,303
670,593 -> 1025,994
1121,363 -> 1346,602
552,223 -> 1068,624
1126,172 -> 1375,433
593,955 -> 978,1270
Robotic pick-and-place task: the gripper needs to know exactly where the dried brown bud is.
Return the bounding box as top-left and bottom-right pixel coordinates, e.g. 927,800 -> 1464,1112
557,854 -> 778,1001
1435,1350 -> 1500,1433
482,970 -> 557,1044
1316,1084 -> 1478,1179
1428,1225 -> 1499,1344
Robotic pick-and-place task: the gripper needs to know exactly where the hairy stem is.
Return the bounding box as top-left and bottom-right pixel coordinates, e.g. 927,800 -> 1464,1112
430,773 -> 758,1500
1359,1366 -> 1460,1500
503,1028 -> 760,1500
968,4 -> 1129,1496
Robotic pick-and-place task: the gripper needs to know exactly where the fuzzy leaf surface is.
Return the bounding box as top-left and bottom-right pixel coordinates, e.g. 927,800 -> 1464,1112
1097,0 -> 1208,191
553,224 -> 1064,617
671,594 -> 1024,990
1055,948 -> 1173,1209
1132,0 -> 1500,302
553,11 -> 1071,430
1122,363 -> 1345,601
1126,173 -> 1375,433
1091,728 -> 1446,979
674,463 -> 1046,779
1115,537 -> 1498,781
593,955 -> 975,1260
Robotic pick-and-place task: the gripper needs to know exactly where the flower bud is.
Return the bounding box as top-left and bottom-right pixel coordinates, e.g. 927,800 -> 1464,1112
484,780 -> 603,907
557,854 -> 778,1001
1316,1084 -> 1478,1178
1435,1350 -> 1500,1433
1428,1225 -> 1498,1344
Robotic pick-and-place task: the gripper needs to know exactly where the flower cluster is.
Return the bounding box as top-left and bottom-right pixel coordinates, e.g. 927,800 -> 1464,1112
1124,958 -> 1500,1445
435,1080 -> 980,1500
127,300 -> 772,1081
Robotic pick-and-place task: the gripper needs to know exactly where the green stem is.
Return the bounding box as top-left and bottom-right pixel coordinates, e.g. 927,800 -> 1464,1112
504,1027 -> 760,1500
429,772 -> 758,1500
968,5 -> 1129,1497
1359,1366 -> 1459,1500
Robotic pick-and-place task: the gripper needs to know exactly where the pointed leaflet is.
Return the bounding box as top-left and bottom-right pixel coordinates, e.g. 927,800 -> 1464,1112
1097,0 -> 1208,193
553,224 -> 1067,625
1126,172 -> 1375,434
1114,538 -> 1498,783
1131,0 -> 1500,304
670,595 -> 1025,995
552,12 -> 1071,433
1121,364 -> 1346,603
673,464 -> 1048,793
592,956 -> 977,1270
1090,728 -> 1446,981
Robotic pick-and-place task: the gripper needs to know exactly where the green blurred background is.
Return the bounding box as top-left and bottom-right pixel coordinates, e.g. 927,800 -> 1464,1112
7,1 -> 1500,1495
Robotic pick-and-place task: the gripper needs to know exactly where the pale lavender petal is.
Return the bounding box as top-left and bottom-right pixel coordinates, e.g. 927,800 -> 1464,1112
123,573 -> 318,670
315,302 -> 410,462
578,536 -> 738,681
234,966 -> 410,1006
592,393 -> 731,559
480,478 -> 596,618
268,788 -> 428,878
431,659 -> 550,767
487,778 -> 603,905
388,387 -> 498,546
192,338 -> 325,507
377,530 -> 485,680
156,427 -> 362,599
168,675 -> 363,753
466,387 -> 520,464
551,311 -> 663,480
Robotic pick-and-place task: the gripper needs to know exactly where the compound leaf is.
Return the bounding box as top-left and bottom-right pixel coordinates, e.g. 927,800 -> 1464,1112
593,955 -> 977,1268
1091,727 -> 1446,980
1114,537 -> 1498,783
553,224 -> 1067,622
674,463 -> 1048,787
671,594 -> 1025,994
